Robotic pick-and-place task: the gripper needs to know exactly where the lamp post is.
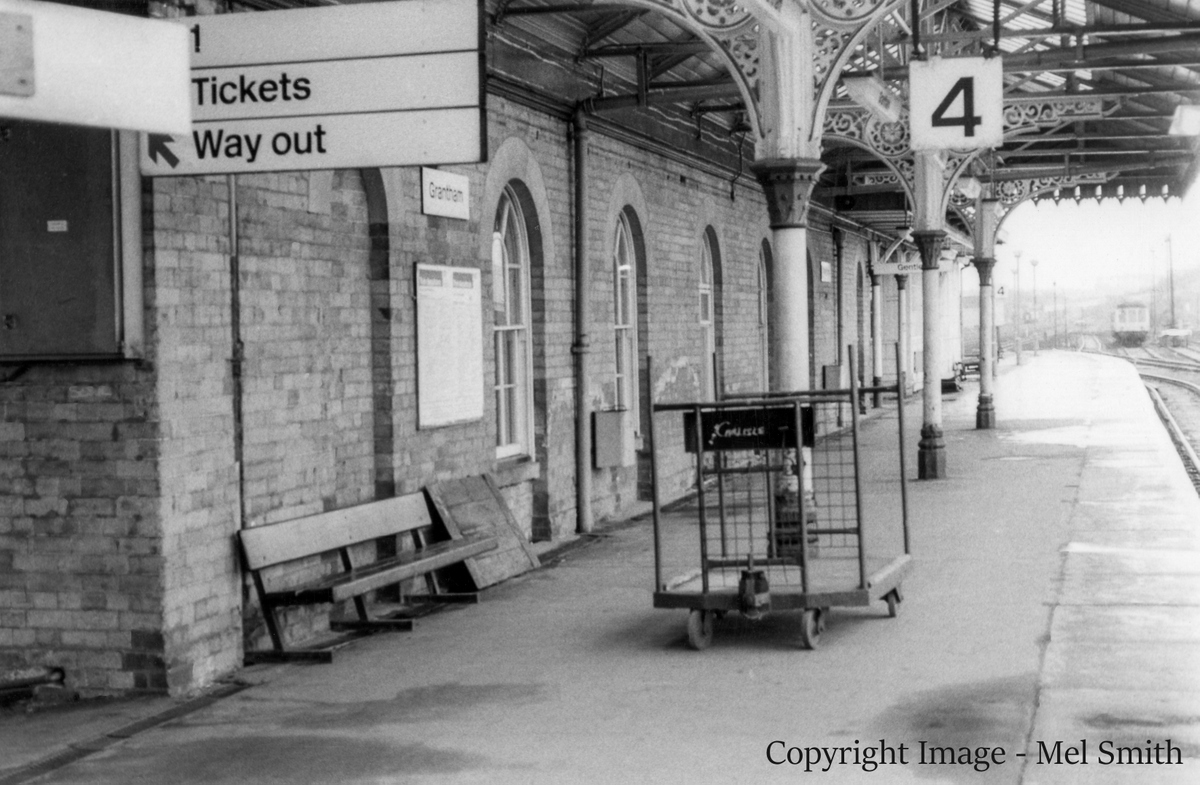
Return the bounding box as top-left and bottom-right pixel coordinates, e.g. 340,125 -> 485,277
1053,281 -> 1058,348
1031,258 -> 1039,355
1013,251 -> 1023,365
1149,249 -> 1158,335
1167,234 -> 1176,329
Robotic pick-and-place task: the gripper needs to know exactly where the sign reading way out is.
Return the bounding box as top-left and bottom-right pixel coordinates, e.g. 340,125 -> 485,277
140,0 -> 485,176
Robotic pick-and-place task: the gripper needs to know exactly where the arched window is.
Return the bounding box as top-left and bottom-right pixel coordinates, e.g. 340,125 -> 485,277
699,230 -> 717,399
613,212 -> 638,411
492,186 -> 533,458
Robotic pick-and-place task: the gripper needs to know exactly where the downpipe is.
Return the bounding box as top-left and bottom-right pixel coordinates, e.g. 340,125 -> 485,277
572,107 -> 593,534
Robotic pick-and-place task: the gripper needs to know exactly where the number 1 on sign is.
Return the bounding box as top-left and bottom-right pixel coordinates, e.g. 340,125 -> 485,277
931,77 -> 981,137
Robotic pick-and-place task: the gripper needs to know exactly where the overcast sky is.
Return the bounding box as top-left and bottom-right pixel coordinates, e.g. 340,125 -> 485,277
996,184 -> 1200,300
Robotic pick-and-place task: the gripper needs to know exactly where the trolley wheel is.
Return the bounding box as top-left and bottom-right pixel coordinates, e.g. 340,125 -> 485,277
686,609 -> 714,651
885,589 -> 902,618
798,608 -> 825,650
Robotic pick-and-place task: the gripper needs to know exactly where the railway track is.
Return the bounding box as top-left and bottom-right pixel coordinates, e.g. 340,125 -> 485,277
1142,375 -> 1200,492
1078,338 -> 1200,494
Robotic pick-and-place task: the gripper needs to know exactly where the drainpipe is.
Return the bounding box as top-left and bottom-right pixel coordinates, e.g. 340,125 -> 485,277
832,226 -> 844,367
572,107 -> 593,534
228,174 -> 246,529
870,244 -> 883,408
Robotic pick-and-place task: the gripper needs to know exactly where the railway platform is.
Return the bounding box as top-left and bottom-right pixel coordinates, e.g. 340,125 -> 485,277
2,350 -> 1199,784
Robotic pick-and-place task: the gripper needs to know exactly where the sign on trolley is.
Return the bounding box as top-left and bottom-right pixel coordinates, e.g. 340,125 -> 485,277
683,405 -> 814,452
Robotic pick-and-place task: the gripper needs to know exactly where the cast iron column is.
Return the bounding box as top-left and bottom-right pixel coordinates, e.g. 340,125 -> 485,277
896,273 -> 910,393
975,257 -> 996,428
914,230 -> 947,479
751,158 -> 826,392
871,272 -> 883,407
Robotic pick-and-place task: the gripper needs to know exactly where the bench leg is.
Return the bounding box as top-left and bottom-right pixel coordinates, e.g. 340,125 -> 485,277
330,618 -> 415,633
251,571 -> 288,653
424,592 -> 480,604
245,649 -> 336,665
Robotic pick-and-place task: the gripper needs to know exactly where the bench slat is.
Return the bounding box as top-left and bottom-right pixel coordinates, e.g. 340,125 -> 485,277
238,493 -> 433,570
262,534 -> 498,606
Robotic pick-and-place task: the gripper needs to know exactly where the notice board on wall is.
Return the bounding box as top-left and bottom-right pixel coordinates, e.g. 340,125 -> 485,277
416,264 -> 483,428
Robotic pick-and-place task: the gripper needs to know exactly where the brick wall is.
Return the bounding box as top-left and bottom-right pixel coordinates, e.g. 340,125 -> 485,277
577,133 -> 773,516
150,174 -> 242,693
1,90 -> 884,696
0,363 -> 162,693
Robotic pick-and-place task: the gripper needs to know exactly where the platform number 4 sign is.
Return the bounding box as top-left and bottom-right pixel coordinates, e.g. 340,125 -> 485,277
909,57 -> 1004,151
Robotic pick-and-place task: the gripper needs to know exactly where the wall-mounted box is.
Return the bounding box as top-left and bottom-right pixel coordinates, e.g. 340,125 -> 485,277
822,363 -> 848,390
593,409 -> 636,468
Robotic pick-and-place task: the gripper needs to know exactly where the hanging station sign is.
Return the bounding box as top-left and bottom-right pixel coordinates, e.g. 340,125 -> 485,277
908,56 -> 1004,151
875,252 -> 958,276
140,0 -> 485,176
873,256 -> 924,276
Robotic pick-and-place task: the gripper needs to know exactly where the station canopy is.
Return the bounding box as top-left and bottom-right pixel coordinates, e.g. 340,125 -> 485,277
234,0 -> 1200,240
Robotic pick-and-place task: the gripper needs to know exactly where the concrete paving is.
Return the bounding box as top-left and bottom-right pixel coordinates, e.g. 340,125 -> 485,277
2,351 -> 1198,784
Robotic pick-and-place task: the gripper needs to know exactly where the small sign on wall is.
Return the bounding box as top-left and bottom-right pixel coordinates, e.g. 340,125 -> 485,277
820,261 -> 833,283
421,167 -> 470,220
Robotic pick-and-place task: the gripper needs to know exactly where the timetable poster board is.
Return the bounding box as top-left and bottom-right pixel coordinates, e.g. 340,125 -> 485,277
416,264 -> 484,428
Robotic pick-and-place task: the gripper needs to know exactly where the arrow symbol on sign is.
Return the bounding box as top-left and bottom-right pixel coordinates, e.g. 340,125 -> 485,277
148,134 -> 179,169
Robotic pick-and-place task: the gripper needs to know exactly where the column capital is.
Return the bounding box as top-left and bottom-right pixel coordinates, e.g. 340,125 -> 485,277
750,158 -> 827,229
911,230 -> 947,271
896,274 -> 909,290
973,256 -> 996,286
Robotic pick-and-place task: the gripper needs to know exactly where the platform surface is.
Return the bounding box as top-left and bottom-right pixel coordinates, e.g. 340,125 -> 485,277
3,351 -> 1198,784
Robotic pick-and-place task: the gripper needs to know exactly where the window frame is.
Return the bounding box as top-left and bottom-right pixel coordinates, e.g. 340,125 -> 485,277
492,185 -> 534,459
758,244 -> 770,387
699,230 -> 716,399
612,211 -> 638,412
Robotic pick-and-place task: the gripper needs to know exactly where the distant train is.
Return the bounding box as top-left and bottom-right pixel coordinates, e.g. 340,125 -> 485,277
1112,302 -> 1150,347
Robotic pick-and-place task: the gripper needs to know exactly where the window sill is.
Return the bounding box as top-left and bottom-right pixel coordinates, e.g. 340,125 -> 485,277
493,456 -> 541,487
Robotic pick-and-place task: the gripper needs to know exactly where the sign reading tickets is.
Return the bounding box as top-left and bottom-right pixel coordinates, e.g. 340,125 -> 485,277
684,406 -> 814,453
141,0 -> 485,176
909,56 -> 1003,151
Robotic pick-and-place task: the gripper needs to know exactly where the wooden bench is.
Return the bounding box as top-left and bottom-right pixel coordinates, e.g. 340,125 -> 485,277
237,492 -> 498,663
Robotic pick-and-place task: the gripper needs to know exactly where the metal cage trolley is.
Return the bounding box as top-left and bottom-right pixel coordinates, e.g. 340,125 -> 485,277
647,351 -> 912,650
